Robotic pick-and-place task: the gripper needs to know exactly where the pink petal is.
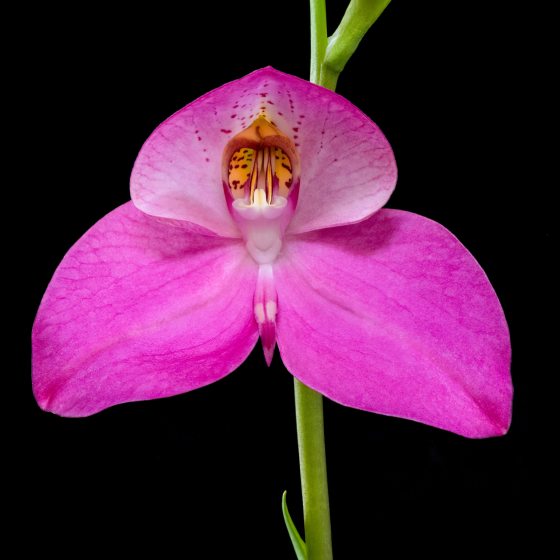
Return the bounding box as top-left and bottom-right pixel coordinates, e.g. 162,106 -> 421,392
275,210 -> 512,438
32,203 -> 259,417
130,67 -> 396,236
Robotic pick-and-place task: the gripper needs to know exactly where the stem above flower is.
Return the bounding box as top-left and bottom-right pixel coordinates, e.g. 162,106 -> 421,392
309,0 -> 328,84
322,0 -> 392,90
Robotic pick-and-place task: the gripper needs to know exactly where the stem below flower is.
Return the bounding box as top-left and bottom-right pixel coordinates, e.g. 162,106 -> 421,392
294,378 -> 333,560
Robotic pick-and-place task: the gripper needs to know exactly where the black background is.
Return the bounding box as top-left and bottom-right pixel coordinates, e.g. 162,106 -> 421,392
20,1 -> 541,557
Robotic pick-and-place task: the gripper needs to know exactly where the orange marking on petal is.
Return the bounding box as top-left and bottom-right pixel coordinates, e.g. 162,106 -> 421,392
274,147 -> 293,197
223,116 -> 299,203
228,148 -> 255,198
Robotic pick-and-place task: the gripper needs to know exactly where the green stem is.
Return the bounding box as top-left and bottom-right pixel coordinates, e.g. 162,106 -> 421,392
289,2 -> 390,558
296,7 -> 333,556
292,4 -> 332,559
294,379 -> 333,560
309,0 -> 328,84
322,0 -> 392,90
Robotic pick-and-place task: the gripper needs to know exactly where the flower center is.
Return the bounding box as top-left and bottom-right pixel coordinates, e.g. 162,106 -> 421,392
222,117 -> 299,264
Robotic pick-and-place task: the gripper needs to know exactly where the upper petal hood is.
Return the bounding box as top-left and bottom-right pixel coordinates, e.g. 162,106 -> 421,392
131,67 -> 396,236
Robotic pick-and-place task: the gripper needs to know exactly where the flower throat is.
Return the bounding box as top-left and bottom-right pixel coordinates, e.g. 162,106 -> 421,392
222,116 -> 300,265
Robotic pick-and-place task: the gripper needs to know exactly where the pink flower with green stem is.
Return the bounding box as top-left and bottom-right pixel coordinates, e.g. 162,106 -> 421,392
31,1 -> 512,558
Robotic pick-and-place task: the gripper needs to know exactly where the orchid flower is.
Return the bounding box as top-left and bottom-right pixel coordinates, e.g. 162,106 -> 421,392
32,67 -> 511,439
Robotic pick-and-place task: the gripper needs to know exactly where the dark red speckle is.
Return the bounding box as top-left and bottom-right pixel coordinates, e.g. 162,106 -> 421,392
292,127 -> 299,132
231,114 -> 237,118
221,129 -> 232,134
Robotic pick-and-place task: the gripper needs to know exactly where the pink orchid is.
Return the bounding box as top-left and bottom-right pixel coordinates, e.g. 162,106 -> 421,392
32,67 -> 512,438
